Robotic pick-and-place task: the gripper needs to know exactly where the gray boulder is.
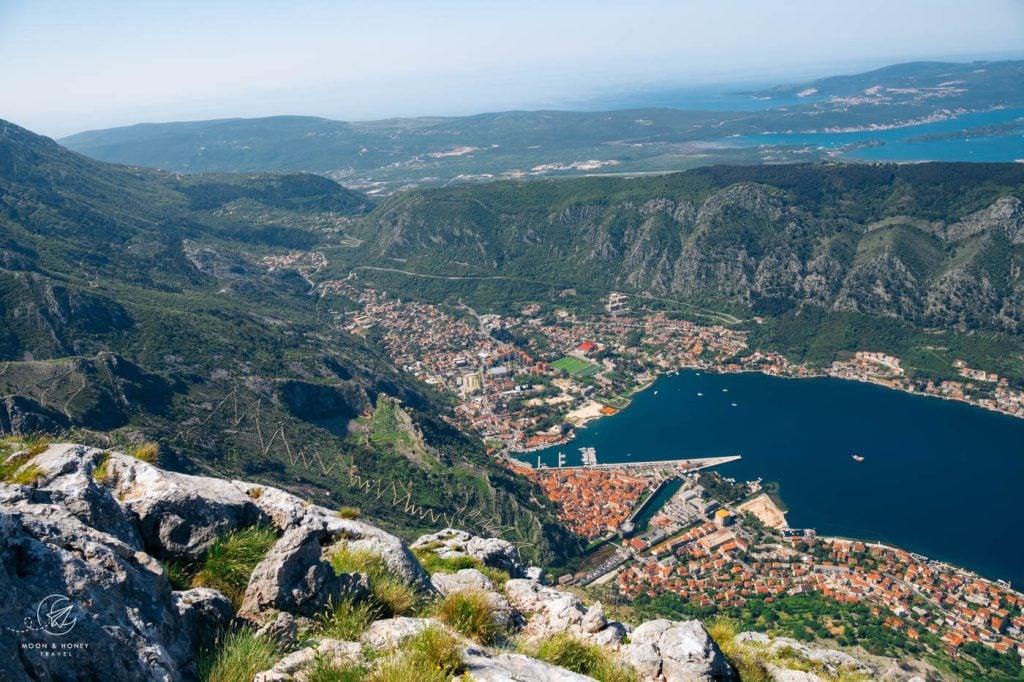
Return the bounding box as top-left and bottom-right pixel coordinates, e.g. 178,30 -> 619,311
622,619 -> 734,681
255,611 -> 299,648
463,644 -> 597,681
239,524 -> 368,621
0,502 -> 193,681
27,443 -> 143,548
254,638 -> 362,682
173,587 -> 234,654
431,567 -> 496,595
106,452 -> 269,561
504,579 -> 627,649
413,528 -> 526,578
235,480 -> 433,591
360,617 -> 439,650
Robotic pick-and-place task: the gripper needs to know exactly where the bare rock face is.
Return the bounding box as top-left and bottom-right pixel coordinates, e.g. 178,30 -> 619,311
29,443 -> 142,548
105,452 -> 269,562
360,616 -> 438,650
622,619 -> 734,682
413,527 -> 526,578
254,638 -> 362,682
0,501 -> 194,681
236,480 -> 433,591
430,567 -> 496,595
239,523 -> 368,621
463,644 -> 597,681
173,588 -> 234,655
504,579 -> 628,650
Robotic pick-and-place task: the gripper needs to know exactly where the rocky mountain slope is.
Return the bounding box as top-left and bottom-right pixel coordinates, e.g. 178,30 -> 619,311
0,118 -> 577,564
351,162 -> 1024,337
1,442 -> 905,681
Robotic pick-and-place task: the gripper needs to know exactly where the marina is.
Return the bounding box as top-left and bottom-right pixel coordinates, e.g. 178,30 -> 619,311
528,368 -> 1024,587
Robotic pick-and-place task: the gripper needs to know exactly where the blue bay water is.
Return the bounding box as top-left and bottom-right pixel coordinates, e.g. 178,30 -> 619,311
734,107 -> 1024,162
525,370 -> 1024,587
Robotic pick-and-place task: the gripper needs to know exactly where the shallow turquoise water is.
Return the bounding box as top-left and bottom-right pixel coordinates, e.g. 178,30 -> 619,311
734,107 -> 1024,162
524,370 -> 1024,587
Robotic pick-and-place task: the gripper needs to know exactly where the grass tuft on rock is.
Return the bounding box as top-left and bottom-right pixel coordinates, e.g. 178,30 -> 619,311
525,632 -> 639,682
336,506 -> 361,520
330,546 -> 419,617
192,525 -> 278,608
21,433 -> 51,457
1,447 -> 45,486
92,451 -> 113,484
706,618 -> 772,682
317,597 -> 380,640
307,656 -> 368,682
128,441 -> 159,463
161,560 -> 194,591
432,589 -> 503,645
369,625 -> 464,682
197,627 -> 281,682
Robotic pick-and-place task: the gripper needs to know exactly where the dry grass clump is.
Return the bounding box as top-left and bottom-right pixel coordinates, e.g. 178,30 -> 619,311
329,546 -> 420,618
432,589 -> 503,644
523,632 -> 639,682
128,441 -> 159,463
368,626 -> 464,682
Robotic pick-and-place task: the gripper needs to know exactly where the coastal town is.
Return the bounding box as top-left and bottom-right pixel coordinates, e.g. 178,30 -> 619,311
324,279 -> 1024,458
608,473 -> 1024,671
316,276 -> 1024,670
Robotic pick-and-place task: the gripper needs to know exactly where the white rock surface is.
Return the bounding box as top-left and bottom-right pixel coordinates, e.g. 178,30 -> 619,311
360,616 -> 438,650
463,645 -> 597,681
622,618 -> 733,681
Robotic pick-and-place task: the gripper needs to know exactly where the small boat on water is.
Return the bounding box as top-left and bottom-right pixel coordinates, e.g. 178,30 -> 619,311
852,454 -> 865,463
697,392 -> 703,397
653,390 -> 659,395
722,388 -> 728,392
731,402 -> 737,407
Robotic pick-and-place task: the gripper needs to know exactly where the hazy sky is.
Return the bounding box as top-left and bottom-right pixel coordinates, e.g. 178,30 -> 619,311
2,0 -> 1023,137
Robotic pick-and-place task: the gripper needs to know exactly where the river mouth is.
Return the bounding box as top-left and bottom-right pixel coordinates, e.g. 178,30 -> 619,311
524,369 -> 1024,587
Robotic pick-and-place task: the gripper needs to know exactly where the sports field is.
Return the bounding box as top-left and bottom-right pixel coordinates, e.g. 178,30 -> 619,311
552,356 -> 600,376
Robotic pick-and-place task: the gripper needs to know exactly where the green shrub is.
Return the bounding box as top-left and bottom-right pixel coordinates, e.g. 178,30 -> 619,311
192,525 -> 278,608
369,625 -> 464,682
433,589 -> 503,644
336,506 -> 361,520
330,546 -> 419,617
479,566 -> 511,588
527,633 -> 639,682
197,627 -> 281,682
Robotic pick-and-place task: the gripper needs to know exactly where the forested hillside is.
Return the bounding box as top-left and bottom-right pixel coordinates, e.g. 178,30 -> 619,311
0,119 -> 578,564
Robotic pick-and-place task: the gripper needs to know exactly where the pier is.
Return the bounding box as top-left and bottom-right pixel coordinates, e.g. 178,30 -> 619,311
548,454 -> 741,474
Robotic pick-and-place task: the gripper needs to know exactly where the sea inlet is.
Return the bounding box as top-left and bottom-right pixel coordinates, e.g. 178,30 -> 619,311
526,369 -> 1024,588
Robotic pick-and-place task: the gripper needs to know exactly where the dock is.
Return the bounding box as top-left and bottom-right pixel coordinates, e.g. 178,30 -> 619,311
548,454 -> 741,474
